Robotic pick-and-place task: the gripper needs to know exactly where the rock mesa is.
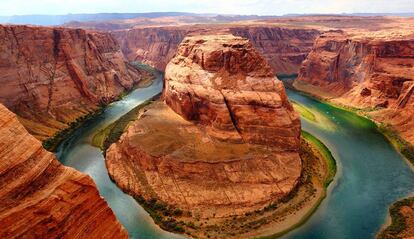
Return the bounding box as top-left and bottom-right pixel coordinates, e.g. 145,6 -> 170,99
164,34 -> 301,149
106,35 -> 301,219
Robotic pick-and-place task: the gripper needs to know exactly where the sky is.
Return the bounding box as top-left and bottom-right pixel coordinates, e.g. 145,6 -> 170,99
1,0 -> 414,16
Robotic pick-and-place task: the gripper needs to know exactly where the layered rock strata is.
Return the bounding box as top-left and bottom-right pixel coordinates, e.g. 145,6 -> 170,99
106,35 -> 301,219
0,104 -> 127,238
164,35 -> 301,148
0,24 -> 144,140
113,26 -> 320,74
295,30 -> 414,144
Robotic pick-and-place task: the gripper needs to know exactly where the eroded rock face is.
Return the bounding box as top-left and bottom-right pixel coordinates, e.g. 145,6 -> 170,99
113,26 -> 320,74
229,27 -> 320,75
0,104 -> 127,238
0,24 -> 144,140
106,35 -> 301,219
164,35 -> 301,149
295,31 -> 414,144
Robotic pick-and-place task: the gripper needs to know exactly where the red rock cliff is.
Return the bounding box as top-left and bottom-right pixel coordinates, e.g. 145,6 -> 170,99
295,31 -> 414,144
164,34 -> 301,149
0,24 -> 144,140
0,104 -> 127,238
113,26 -> 320,75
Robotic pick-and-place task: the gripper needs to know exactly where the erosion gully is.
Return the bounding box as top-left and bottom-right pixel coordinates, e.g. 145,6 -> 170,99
56,71 -> 414,239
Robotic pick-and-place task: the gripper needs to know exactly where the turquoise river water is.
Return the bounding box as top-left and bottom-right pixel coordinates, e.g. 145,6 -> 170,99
56,72 -> 414,239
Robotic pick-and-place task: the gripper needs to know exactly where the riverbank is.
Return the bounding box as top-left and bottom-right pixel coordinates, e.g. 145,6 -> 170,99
98,97 -> 337,239
255,131 -> 336,239
378,197 -> 414,239
291,81 -> 414,168
286,79 -> 414,239
92,94 -> 160,151
42,62 -> 156,152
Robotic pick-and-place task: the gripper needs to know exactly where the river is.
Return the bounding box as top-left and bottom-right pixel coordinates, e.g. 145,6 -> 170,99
56,72 -> 414,239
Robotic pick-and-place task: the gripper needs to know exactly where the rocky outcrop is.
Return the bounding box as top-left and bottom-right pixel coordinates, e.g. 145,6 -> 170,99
164,34 -> 301,148
295,31 -> 414,144
106,35 -> 301,220
113,26 -> 320,74
0,104 -> 127,238
0,24 -> 145,140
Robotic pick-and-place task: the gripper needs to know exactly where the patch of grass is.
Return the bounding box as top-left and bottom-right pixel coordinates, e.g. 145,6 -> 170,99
378,197 -> 414,239
135,196 -> 185,233
301,131 -> 336,187
43,107 -> 104,151
291,101 -> 317,122
92,94 -> 160,151
378,124 -> 414,166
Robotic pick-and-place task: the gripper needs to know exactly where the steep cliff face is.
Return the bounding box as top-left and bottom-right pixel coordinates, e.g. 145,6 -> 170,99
295,31 -> 414,144
113,27 -> 189,70
229,27 -> 320,74
0,24 -> 144,140
164,34 -> 301,148
106,35 -> 301,220
0,104 -> 127,238
113,26 -> 320,74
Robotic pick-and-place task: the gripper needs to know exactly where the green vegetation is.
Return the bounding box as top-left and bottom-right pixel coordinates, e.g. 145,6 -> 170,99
135,196 -> 186,233
92,95 -> 160,151
258,131 -> 337,239
42,61 -> 157,152
378,125 -> 414,166
377,197 -> 414,239
301,131 -> 337,187
292,101 -> 317,122
43,108 -> 104,151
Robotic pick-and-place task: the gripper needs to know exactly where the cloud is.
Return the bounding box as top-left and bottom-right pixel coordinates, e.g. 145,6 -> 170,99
0,0 -> 413,16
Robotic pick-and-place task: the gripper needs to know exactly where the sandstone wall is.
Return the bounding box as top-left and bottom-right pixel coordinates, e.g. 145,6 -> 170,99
0,104 -> 127,238
295,31 -> 414,144
113,26 -> 320,75
0,24 -> 143,140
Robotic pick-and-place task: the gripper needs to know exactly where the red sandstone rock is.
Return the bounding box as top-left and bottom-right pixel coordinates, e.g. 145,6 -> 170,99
0,104 -> 127,238
295,30 -> 414,144
112,26 -> 320,75
0,24 -> 144,140
106,35 -> 302,219
164,34 -> 301,149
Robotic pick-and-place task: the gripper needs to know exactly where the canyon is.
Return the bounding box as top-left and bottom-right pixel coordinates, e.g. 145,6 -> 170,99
112,25 -> 320,75
0,103 -> 127,238
0,13 -> 413,239
294,29 -> 414,146
0,24 -> 148,141
106,15 -> 414,147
